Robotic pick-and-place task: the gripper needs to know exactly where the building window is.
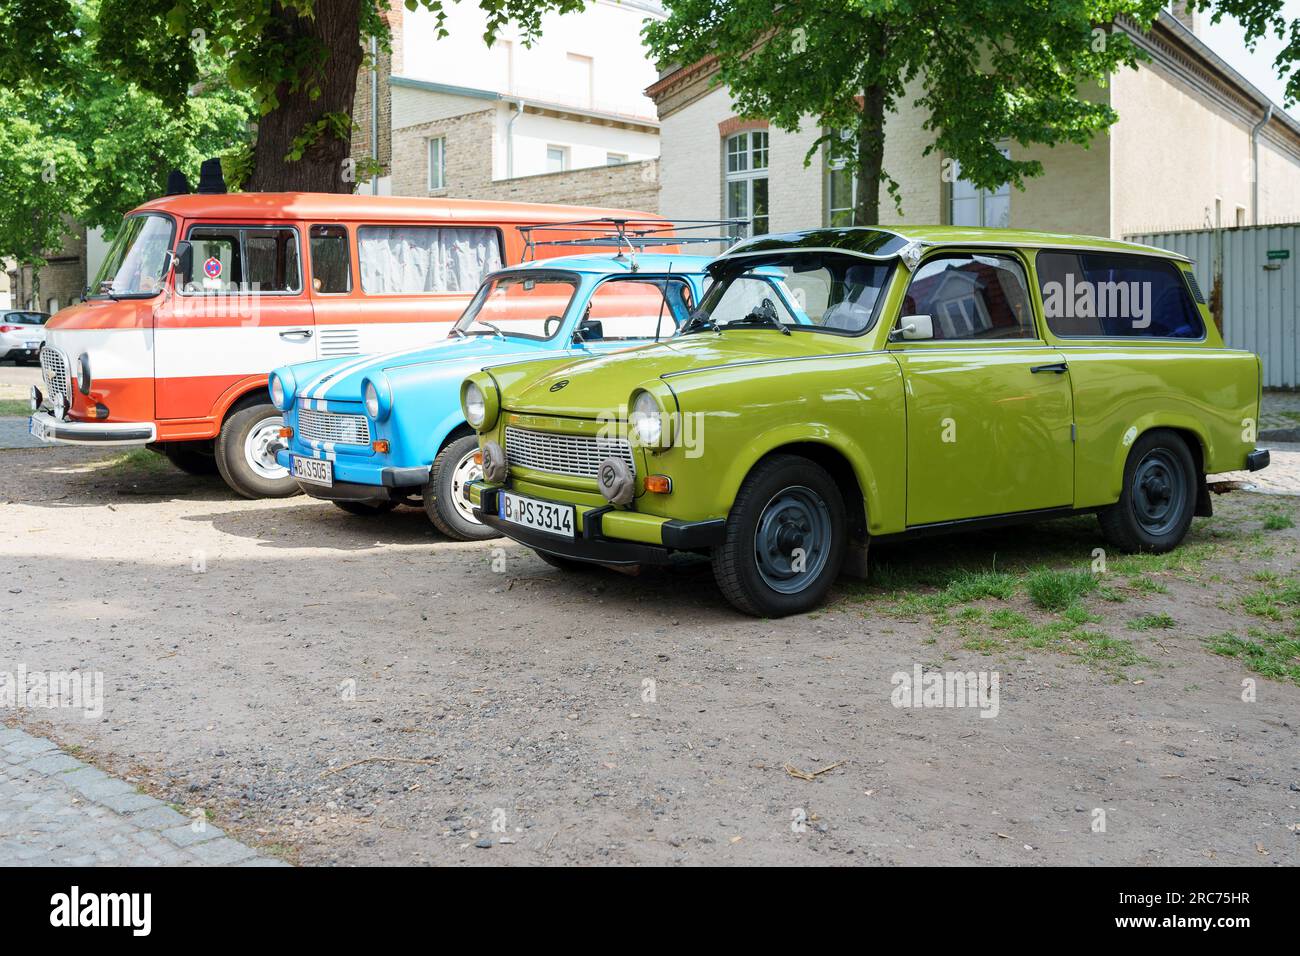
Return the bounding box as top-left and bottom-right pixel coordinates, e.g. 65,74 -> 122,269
1235,205 -> 1246,227
565,53 -> 594,109
546,146 -> 569,173
427,137 -> 446,191
46,297 -> 59,314
606,153 -> 628,166
949,148 -> 1010,228
826,130 -> 857,226
724,130 -> 769,236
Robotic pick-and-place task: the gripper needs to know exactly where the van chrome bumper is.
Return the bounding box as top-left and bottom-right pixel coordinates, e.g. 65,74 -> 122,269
28,411 -> 156,446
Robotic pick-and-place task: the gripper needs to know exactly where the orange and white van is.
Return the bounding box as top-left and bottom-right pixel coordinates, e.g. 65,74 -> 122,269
29,192 -> 665,497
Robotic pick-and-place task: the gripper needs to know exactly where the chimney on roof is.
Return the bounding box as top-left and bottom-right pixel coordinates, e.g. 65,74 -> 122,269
196,158 -> 227,195
1167,1 -> 1200,36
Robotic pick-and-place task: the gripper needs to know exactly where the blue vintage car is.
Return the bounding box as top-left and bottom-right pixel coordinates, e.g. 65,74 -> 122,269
270,251 -> 712,539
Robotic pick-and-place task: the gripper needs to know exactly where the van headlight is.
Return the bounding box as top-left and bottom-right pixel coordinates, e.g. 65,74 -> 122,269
75,353 -> 92,395
269,369 -> 296,411
629,390 -> 670,449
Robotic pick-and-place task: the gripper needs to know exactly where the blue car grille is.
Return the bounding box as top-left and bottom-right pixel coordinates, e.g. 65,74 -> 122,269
297,406 -> 371,446
504,426 -> 635,479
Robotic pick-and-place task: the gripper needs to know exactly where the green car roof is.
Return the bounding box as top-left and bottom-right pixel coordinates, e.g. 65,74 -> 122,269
718,226 -> 1189,266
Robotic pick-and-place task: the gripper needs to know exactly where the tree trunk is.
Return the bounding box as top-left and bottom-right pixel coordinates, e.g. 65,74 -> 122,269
854,81 -> 886,226
245,0 -> 364,193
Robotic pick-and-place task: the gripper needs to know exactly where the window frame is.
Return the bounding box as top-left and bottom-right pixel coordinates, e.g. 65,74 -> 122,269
947,148 -> 1011,228
723,130 -> 770,237
355,224 -> 506,297
180,223 -> 304,297
546,145 -> 569,173
1031,248 -> 1207,343
427,136 -> 446,191
308,224 -> 354,296
891,248 -> 1042,347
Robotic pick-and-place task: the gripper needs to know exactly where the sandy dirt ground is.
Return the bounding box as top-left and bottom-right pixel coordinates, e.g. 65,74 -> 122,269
2,437 -> 1298,866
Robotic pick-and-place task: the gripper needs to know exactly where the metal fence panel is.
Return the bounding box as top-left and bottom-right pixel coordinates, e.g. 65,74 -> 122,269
1127,224 -> 1298,388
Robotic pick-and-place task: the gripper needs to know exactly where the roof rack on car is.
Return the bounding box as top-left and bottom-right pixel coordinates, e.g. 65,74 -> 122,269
518,218 -> 747,262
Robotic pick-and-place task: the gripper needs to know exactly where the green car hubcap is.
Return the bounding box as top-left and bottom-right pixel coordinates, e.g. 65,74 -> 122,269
754,485 -> 831,594
1132,449 -> 1185,536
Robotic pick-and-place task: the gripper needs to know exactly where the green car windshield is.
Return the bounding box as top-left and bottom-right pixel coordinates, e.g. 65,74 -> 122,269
689,251 -> 894,335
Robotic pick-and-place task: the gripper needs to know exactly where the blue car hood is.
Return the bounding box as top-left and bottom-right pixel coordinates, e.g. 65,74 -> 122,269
291,335 -> 553,404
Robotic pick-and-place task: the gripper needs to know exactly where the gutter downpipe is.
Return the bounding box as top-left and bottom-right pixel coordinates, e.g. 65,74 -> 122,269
371,35 -> 380,195
1251,103 -> 1272,225
506,98 -> 524,178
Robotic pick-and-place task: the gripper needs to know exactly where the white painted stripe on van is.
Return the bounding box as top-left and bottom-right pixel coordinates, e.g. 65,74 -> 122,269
46,321 -> 450,384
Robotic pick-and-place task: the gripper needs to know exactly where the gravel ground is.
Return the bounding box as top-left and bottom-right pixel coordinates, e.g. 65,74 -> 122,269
2,438 -> 1298,866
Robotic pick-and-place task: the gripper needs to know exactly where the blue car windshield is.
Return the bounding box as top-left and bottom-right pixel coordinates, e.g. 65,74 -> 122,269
450,273 -> 580,341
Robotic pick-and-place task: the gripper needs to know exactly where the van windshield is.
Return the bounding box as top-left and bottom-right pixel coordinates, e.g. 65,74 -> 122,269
90,214 -> 176,298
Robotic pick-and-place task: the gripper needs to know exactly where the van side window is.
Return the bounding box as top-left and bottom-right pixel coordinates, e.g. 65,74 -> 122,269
183,226 -> 302,294
310,225 -> 351,294
357,226 -> 503,294
1035,251 -> 1204,338
902,254 -> 1035,340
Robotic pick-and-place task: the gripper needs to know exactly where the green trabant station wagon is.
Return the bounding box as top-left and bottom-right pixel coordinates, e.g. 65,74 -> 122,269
461,227 -> 1268,617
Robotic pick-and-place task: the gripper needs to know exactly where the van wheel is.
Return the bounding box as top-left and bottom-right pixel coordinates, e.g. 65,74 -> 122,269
215,402 -> 300,499
162,441 -> 218,475
333,500 -> 398,516
711,454 -> 846,617
1098,429 -> 1197,553
424,434 -> 499,541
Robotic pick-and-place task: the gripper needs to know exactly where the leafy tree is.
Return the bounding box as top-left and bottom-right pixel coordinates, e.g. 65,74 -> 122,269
645,1 -> 1297,225
0,1 -> 253,279
91,0 -> 587,192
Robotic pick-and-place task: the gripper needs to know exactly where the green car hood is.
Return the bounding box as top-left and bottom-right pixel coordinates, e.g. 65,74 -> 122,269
494,331 -> 866,417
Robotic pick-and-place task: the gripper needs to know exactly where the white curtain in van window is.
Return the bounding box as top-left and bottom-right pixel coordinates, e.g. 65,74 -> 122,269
359,226 -> 502,293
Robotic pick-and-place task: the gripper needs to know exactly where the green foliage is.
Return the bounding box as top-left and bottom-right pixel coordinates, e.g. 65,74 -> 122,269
1126,612 -> 1176,630
0,1 -> 254,264
1207,629 -> 1300,684
1262,512 -> 1294,530
646,1 -> 1289,222
1025,568 -> 1098,611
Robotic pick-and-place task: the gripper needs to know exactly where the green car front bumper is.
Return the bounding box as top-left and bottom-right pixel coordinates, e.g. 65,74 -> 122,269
465,480 -> 726,565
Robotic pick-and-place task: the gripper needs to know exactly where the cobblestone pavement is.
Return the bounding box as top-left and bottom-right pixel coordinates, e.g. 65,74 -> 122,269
1211,441 -> 1300,496
0,725 -> 288,866
1261,389 -> 1300,434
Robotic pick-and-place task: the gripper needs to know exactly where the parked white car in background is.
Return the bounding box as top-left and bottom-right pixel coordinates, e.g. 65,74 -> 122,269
0,311 -> 49,364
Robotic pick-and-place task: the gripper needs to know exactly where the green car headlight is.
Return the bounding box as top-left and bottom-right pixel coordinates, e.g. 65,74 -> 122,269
629,388 -> 673,450
462,375 -> 499,431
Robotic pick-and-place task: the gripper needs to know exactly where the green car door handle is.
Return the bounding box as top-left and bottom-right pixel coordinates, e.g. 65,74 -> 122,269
1030,362 -> 1069,374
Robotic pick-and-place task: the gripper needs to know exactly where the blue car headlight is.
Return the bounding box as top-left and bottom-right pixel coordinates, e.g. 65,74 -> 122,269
362,374 -> 393,422
270,368 -> 296,411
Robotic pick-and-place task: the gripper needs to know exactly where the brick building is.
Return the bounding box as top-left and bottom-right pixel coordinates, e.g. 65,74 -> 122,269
360,0 -> 663,212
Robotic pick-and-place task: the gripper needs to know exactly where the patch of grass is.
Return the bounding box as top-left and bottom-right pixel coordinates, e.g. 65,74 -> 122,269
1097,585 -> 1127,603
945,570 -> 1017,603
1127,612 -> 1176,631
1263,513 -> 1294,531
1076,633 -> 1146,670
1025,568 -> 1098,611
1062,603 -> 1103,627
1207,630 -> 1300,685
0,398 -> 31,417
1108,543 -> 1215,575
987,609 -> 1028,630
1128,575 -> 1169,595
107,449 -> 171,474
1240,578 -> 1300,622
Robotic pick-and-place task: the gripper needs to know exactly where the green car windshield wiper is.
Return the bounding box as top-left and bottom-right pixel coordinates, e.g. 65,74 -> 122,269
725,299 -> 791,335
680,309 -> 720,335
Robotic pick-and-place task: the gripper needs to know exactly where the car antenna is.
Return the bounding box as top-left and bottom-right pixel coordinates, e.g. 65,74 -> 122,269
653,261 -> 674,342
